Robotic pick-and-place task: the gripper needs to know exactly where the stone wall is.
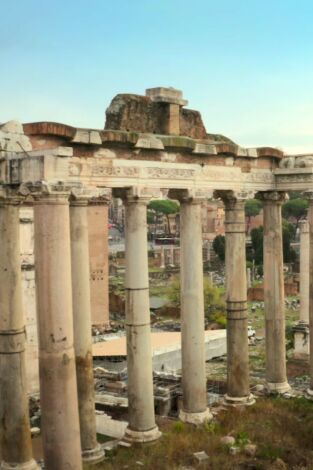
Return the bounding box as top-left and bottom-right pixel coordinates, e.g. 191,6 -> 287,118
105,93 -> 207,139
248,282 -> 298,301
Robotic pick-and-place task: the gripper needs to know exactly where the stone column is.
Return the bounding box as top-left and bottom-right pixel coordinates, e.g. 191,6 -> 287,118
113,188 -> 161,443
258,191 -> 290,393
217,191 -> 254,405
160,246 -> 165,268
87,195 -> 110,327
247,268 -> 252,289
33,183 -> 82,470
170,189 -> 212,424
305,193 -> 313,396
294,220 -> 309,359
70,190 -> 105,464
0,189 -> 39,470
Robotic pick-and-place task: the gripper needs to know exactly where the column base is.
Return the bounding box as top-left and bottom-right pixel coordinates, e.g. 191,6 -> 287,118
82,443 -> 105,465
266,381 -> 291,394
0,459 -> 40,470
123,426 -> 161,443
179,408 -> 213,425
223,394 -> 255,406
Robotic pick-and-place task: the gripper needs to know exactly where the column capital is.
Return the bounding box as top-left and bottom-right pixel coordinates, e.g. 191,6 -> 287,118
168,188 -> 213,204
256,191 -> 288,204
303,191 -> 313,202
70,186 -> 111,207
21,181 -> 72,204
113,186 -> 160,205
214,189 -> 255,209
0,184 -> 25,205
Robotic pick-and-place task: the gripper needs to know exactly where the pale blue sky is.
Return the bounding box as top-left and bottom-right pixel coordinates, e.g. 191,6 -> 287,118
2,0 -> 313,153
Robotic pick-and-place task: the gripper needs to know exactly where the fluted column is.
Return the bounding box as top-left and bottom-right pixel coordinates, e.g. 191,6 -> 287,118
304,192 -> 313,396
169,189 -> 212,424
113,188 -> 161,443
217,191 -> 254,405
33,183 -> 82,470
258,191 -> 290,393
0,188 -> 39,470
70,189 -> 104,464
293,220 -> 309,359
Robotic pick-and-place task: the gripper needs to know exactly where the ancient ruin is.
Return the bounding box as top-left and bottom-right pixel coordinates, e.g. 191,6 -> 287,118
1,87 -> 313,469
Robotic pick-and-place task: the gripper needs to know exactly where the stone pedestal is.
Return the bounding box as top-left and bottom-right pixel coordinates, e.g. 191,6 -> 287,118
221,193 -> 254,405
115,188 -> 160,443
70,193 -> 104,464
0,192 -> 39,470
259,191 -> 290,394
33,184 -> 82,470
294,220 -> 309,359
172,190 -> 212,423
145,87 -> 188,135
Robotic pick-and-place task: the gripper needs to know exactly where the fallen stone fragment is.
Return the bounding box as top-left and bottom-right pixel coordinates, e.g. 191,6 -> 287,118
136,461 -> 144,466
31,427 -> 40,437
229,446 -> 240,455
220,435 -> 235,446
103,440 -> 118,451
193,451 -> 209,463
244,444 -> 257,457
268,458 -> 287,470
119,440 -> 131,448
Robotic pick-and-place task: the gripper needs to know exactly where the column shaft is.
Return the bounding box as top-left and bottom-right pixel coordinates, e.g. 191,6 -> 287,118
34,194 -> 82,470
293,221 -> 310,359
263,195 -> 289,392
308,201 -> 313,390
179,201 -> 212,423
88,203 -> 109,327
70,202 -> 104,464
300,221 -> 310,323
123,198 -> 160,442
224,198 -> 253,404
0,201 -> 38,470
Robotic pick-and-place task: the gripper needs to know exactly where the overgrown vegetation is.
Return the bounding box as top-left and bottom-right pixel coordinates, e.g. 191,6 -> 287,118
86,398 -> 313,470
167,277 -> 226,327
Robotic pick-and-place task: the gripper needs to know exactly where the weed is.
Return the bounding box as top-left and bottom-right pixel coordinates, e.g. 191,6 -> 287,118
258,445 -> 284,460
235,430 -> 250,448
172,421 -> 185,433
203,420 -> 220,434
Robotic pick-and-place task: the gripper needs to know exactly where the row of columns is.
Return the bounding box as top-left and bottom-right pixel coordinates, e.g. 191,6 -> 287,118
1,184 -> 304,469
0,184 -> 108,470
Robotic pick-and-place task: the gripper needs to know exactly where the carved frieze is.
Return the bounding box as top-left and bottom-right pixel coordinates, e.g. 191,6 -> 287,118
146,167 -> 195,179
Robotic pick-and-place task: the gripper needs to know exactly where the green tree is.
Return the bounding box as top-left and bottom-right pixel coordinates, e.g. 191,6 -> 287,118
245,199 -> 262,234
250,226 -> 264,265
250,221 -> 296,265
167,277 -> 226,326
147,209 -> 155,224
148,200 -> 180,235
282,220 -> 297,262
212,234 -> 225,262
282,198 -> 308,229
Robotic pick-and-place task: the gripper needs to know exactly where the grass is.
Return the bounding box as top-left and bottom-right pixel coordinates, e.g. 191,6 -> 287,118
84,398 -> 313,470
